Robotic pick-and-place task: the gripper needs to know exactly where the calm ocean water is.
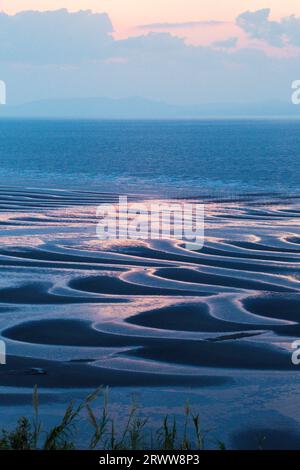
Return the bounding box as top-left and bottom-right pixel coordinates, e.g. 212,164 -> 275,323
0,119 -> 299,194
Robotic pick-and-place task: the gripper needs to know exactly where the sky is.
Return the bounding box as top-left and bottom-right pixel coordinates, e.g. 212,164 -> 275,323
2,0 -> 300,44
1,1 -> 300,109
3,1 -> 300,27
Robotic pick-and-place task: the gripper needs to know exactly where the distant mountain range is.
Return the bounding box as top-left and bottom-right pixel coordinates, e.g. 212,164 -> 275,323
0,96 -> 299,118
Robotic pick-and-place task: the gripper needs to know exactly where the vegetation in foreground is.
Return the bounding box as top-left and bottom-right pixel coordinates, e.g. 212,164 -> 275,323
0,386 -> 226,450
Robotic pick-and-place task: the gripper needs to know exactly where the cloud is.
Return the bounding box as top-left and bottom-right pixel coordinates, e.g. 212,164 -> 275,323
138,20 -> 226,30
0,9 -> 113,63
0,8 -> 299,109
135,19 -> 238,48
118,32 -> 187,55
213,37 -> 238,49
281,15 -> 300,47
236,8 -> 300,47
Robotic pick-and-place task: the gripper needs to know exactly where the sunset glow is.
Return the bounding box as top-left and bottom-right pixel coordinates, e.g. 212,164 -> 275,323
2,0 -> 300,40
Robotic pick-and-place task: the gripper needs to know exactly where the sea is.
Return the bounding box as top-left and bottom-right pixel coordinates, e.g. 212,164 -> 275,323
0,119 -> 299,195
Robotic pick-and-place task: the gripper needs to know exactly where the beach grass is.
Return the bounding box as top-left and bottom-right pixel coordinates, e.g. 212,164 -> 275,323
0,386 -> 226,451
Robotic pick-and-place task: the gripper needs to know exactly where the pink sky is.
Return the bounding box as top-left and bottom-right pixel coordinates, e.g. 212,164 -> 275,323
2,1 -> 300,54
2,1 -> 300,34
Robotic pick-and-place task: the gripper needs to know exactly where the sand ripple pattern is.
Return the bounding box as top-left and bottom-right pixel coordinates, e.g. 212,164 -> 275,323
0,187 -> 299,387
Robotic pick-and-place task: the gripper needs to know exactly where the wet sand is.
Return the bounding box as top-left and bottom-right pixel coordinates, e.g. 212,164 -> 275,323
0,355 -> 231,388
0,187 -> 299,448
